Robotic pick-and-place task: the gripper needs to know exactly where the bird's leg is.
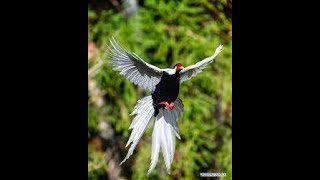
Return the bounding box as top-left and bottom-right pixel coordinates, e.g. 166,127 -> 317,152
169,102 -> 175,110
159,101 -> 170,110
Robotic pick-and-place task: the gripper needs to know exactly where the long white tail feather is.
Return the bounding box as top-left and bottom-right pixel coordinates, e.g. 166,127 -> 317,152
147,114 -> 161,175
120,96 -> 154,165
120,95 -> 184,175
160,111 -> 174,173
147,99 -> 184,176
167,109 -> 181,139
126,106 -> 153,147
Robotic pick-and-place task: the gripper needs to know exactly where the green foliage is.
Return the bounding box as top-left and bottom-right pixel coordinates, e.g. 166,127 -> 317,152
88,145 -> 107,180
88,0 -> 232,179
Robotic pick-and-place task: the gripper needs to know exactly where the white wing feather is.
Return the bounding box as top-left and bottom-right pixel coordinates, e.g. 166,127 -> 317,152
107,37 -> 164,91
179,45 -> 223,83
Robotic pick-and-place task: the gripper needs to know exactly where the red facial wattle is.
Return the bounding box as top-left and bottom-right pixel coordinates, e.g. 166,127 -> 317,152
176,63 -> 184,70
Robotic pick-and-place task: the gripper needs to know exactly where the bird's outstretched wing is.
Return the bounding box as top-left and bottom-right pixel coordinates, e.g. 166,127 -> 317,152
179,45 -> 223,83
107,37 -> 163,92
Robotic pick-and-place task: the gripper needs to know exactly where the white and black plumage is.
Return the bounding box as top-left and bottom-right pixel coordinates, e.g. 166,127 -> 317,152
107,37 -> 223,175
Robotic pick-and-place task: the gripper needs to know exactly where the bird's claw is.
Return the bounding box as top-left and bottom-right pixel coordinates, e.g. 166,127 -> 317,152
169,102 -> 174,110
159,101 -> 175,110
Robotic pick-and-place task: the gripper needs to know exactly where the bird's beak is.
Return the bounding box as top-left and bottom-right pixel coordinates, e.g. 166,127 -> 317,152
180,66 -> 184,70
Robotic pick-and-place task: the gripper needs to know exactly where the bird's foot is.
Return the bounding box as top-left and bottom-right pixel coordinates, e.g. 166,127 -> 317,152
159,101 -> 170,110
169,102 -> 174,110
159,101 -> 175,110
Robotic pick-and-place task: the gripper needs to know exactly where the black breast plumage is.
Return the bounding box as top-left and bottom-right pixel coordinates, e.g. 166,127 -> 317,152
152,71 -> 180,116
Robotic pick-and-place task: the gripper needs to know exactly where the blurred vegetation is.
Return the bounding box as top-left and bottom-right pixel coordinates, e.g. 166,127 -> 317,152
88,0 -> 232,179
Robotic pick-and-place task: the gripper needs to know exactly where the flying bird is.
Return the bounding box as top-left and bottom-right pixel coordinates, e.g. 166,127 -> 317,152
106,37 -> 223,175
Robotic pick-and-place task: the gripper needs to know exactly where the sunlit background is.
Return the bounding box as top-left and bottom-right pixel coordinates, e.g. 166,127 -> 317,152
88,0 -> 232,179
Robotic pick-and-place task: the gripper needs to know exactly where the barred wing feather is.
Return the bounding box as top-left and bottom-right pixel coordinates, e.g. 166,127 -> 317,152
179,45 -> 223,83
107,37 -> 163,92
